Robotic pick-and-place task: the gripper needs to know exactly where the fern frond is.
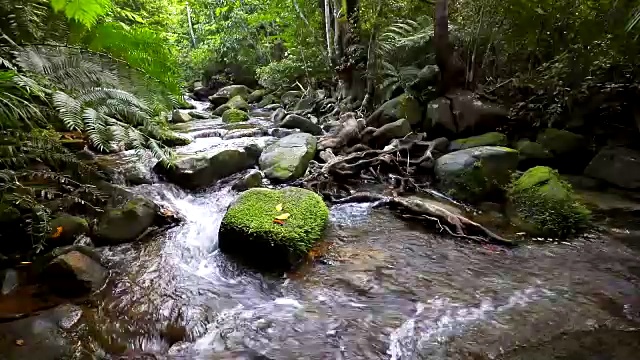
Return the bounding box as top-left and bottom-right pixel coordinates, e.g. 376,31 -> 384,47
53,90 -> 84,130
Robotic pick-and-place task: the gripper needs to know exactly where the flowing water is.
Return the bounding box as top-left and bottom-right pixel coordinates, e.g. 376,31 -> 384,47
6,101 -> 640,359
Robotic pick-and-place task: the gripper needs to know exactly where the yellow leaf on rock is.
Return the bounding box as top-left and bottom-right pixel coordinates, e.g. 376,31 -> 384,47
51,226 -> 63,238
275,203 -> 283,212
15,339 -> 24,346
274,213 -> 290,220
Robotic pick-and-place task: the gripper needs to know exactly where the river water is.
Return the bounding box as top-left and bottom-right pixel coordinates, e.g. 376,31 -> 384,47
11,102 -> 640,359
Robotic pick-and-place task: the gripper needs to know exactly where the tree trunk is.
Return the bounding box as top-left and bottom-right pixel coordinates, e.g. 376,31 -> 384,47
333,0 -> 365,104
186,2 -> 197,48
361,0 -> 382,112
324,0 -> 333,63
434,0 -> 464,93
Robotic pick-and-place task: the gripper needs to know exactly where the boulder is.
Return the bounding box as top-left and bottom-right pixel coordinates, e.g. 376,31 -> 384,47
366,94 -> 422,128
231,169 -> 264,191
258,94 -> 278,108
44,250 -> 106,296
584,147 -> 640,189
222,109 -> 250,123
223,128 -> 266,140
259,133 -> 317,181
294,97 -> 316,112
370,118 -> 412,147
193,86 -> 217,101
280,114 -> 322,135
426,91 -> 508,136
187,110 -> 210,119
536,128 -> 587,156
449,132 -> 508,151
212,104 -> 231,116
263,103 -> 282,111
47,215 -> 89,246
154,144 -> 262,189
208,95 -> 229,108
94,197 -> 159,245
269,128 -> 299,138
271,108 -> 287,124
281,91 -> 302,108
160,131 -> 191,147
213,85 -> 252,100
249,109 -> 272,118
515,139 -> 552,169
226,95 -> 251,111
248,89 -> 267,103
218,187 -> 329,270
409,65 -> 440,94
1,268 -> 18,295
435,146 -> 519,202
508,166 -> 590,237
171,110 -> 191,123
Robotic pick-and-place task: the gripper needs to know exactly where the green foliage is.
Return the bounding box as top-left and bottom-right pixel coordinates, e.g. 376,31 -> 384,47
51,0 -> 113,27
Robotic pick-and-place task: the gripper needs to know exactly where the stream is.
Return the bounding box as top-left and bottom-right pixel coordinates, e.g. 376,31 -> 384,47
3,101 -> 640,359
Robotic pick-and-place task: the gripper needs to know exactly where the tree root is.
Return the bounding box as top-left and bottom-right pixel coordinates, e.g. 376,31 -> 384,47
333,192 -> 514,246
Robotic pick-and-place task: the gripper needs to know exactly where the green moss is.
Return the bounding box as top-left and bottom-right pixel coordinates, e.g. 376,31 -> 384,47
536,128 -> 585,155
508,166 -> 590,238
220,187 -> 329,256
160,130 -> 191,147
49,215 -> 89,243
222,108 -> 250,123
248,89 -> 267,103
257,94 -> 277,107
227,95 -> 250,111
450,132 -> 507,150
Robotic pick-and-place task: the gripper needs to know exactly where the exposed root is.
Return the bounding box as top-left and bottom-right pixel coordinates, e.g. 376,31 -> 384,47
333,192 -> 514,246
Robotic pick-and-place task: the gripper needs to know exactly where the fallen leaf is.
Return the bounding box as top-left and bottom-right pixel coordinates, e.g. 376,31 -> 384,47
15,339 -> 24,346
275,203 -> 283,212
274,213 -> 290,220
51,226 -> 63,238
273,219 -> 285,225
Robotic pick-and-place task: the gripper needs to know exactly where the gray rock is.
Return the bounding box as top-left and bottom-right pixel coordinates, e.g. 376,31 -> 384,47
94,196 -> 159,245
426,91 -> 508,136
250,109 -> 272,118
371,118 -> 412,146
280,114 -> 322,135
515,139 -> 553,168
154,145 -> 262,189
258,95 -> 278,108
231,169 -> 264,191
213,104 -> 231,116
47,215 -> 90,246
44,250 -> 106,296
585,146 -> 640,189
294,97 -> 316,112
269,128 -> 299,138
281,91 -> 302,108
449,132 -> 508,151
366,94 -> 422,128
259,133 -> 317,181
171,110 -> 191,123
223,128 -> 266,140
248,89 -> 267,103
213,85 -> 252,100
208,95 -> 229,108
1,269 -> 18,295
435,146 -> 519,202
271,107 -> 287,124
226,95 -> 251,111
263,103 -> 282,111
537,128 -> 587,156
187,110 -> 211,119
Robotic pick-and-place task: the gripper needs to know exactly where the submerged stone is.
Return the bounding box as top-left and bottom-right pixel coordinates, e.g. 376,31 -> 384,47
94,196 -> 159,245
219,187 -> 329,270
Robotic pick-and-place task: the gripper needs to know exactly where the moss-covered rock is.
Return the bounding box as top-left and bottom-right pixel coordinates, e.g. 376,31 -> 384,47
259,133 -> 317,181
515,139 -> 552,169
435,146 -> 519,202
231,169 -> 263,191
248,89 -> 267,103
94,197 -> 159,245
281,91 -> 303,108
212,104 -> 231,116
222,108 -> 250,123
214,85 -> 252,100
449,132 -> 508,151
257,94 -> 277,108
279,114 -> 322,135
218,187 -> 329,270
171,110 -> 191,123
226,95 -> 251,111
508,166 -> 590,237
187,110 -> 210,119
160,131 -> 192,147
48,215 -> 89,246
366,93 -> 422,128
536,129 -> 586,156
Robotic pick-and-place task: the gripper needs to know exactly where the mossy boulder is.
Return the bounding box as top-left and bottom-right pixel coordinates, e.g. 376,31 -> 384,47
213,104 -> 231,116
259,133 -> 317,182
515,139 -> 552,169
370,118 -> 412,147
449,132 -> 507,151
281,91 -> 303,108
226,95 -> 251,111
366,93 -> 422,128
48,215 -> 89,246
187,110 -> 210,119
171,110 -> 191,123
231,169 -> 263,191
94,197 -> 159,245
214,85 -> 252,100
222,108 -> 250,123
536,128 -> 589,172
435,146 -> 519,202
160,131 -> 192,147
154,144 -> 262,189
508,166 -> 590,237
248,89 -> 267,103
257,94 -> 277,108
218,187 -> 329,270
